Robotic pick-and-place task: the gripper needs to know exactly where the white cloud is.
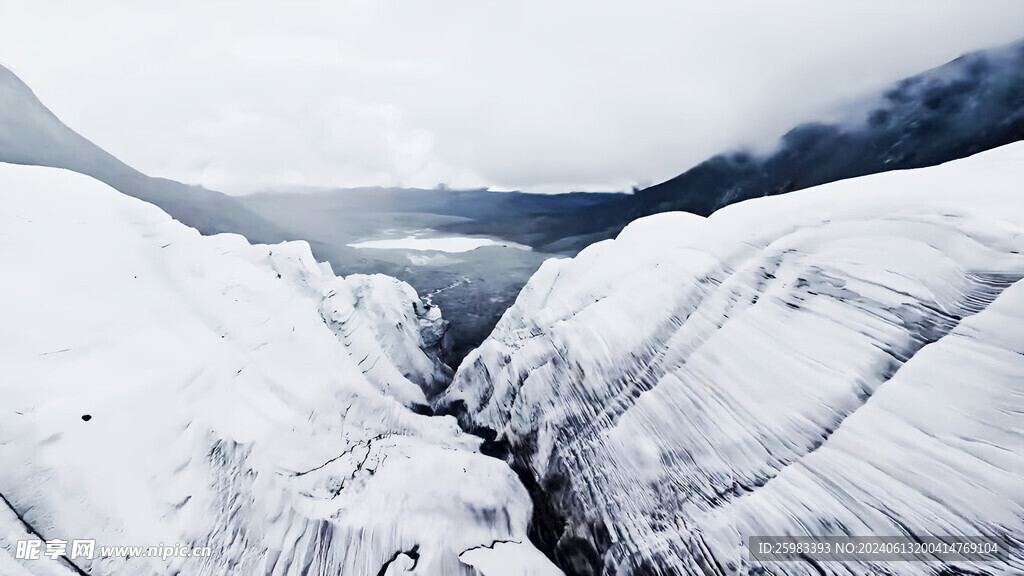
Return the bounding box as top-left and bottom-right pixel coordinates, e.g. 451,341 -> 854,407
2,1 -> 1023,194
233,36 -> 344,65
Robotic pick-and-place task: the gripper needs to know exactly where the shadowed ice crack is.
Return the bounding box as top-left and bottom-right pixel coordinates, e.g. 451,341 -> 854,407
376,545 -> 420,576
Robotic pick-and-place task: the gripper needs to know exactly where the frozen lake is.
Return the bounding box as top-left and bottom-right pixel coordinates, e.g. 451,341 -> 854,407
348,234 -> 532,253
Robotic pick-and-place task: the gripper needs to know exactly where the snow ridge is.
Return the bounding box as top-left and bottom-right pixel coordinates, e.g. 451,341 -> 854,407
439,143 -> 1024,575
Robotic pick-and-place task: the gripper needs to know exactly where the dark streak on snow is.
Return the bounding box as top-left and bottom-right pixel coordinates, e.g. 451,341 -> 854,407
459,538 -> 522,555
0,490 -> 91,575
291,433 -> 389,478
38,348 -> 71,356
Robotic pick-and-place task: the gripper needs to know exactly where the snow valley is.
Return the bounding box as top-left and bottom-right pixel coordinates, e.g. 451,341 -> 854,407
2,33 -> 1024,576
4,139 -> 1024,576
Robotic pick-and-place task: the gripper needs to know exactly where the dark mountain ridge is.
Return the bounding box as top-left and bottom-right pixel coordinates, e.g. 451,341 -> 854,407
634,37 -> 1024,219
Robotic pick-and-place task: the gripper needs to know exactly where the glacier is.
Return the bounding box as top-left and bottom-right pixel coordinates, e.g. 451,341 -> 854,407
439,143 -> 1024,575
0,165 -> 561,575
4,72 -> 1024,574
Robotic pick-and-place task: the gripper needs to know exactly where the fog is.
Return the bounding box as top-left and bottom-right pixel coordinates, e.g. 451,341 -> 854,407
2,1 -> 1023,194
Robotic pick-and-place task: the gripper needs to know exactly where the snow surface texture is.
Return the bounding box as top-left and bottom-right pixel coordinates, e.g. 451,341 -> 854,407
0,165 -> 561,575
440,143 -> 1024,575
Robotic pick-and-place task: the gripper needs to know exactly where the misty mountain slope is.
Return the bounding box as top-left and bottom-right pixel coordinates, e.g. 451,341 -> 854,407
636,37 -> 1024,217
518,37 -> 1024,254
0,64 -> 284,244
438,143 -> 1024,575
0,164 -> 561,576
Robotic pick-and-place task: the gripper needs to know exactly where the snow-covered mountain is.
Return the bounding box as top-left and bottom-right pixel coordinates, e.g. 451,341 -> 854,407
439,143 -> 1024,575
0,164 -> 561,575
0,64 -> 283,244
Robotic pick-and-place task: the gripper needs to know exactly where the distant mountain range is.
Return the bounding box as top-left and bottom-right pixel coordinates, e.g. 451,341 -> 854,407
286,37 -> 1024,255
5,37 -> 1023,255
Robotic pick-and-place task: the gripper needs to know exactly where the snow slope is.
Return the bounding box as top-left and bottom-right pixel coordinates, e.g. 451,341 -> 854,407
439,143 -> 1024,575
0,164 -> 560,575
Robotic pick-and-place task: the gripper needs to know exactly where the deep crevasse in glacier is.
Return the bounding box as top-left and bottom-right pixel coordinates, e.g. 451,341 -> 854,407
439,143 -> 1024,575
0,165 -> 562,575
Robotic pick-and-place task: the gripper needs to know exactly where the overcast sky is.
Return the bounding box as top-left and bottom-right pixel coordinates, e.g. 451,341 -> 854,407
2,2 -> 1024,194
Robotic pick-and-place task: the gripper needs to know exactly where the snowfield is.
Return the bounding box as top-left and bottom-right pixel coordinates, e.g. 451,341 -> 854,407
440,143 -> 1024,575
0,165 -> 561,575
